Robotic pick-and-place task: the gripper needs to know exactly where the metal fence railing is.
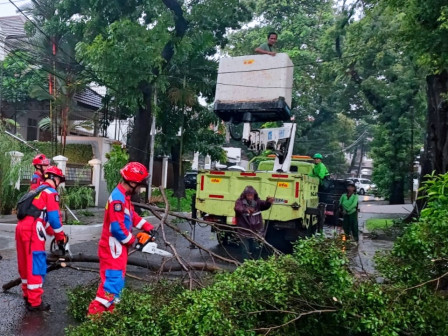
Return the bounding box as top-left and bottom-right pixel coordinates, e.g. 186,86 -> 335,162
21,164 -> 92,186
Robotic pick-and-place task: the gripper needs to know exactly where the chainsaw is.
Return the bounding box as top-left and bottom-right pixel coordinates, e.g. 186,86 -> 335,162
133,232 -> 173,258
50,235 -> 73,258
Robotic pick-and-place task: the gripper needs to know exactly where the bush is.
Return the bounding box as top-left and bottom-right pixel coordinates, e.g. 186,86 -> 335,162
0,126 -> 29,214
376,172 -> 448,285
103,145 -> 128,192
61,186 -> 95,210
152,188 -> 195,212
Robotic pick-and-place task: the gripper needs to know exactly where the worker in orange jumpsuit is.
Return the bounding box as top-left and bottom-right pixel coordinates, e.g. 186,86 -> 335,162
16,166 -> 67,311
87,162 -> 155,316
30,154 -> 50,190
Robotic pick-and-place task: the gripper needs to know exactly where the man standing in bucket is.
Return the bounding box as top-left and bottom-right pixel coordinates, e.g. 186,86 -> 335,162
87,162 -> 156,316
255,32 -> 278,56
16,166 -> 67,311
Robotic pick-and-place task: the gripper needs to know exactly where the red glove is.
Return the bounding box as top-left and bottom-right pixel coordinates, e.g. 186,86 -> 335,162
56,233 -> 68,252
54,231 -> 65,242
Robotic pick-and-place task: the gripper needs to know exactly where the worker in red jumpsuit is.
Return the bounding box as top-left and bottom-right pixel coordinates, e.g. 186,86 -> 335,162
30,154 -> 50,190
16,166 -> 67,311
87,162 -> 155,316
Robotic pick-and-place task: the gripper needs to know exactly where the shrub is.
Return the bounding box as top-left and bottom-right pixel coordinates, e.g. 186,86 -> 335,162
61,186 -> 95,210
151,188 -> 195,212
103,145 -> 128,192
0,127 -> 29,214
376,172 -> 448,285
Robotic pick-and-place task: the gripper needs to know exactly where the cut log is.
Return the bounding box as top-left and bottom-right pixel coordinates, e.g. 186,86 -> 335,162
2,253 -> 223,292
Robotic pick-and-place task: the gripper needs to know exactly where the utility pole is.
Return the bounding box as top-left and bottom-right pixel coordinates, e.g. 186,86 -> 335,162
147,87 -> 157,203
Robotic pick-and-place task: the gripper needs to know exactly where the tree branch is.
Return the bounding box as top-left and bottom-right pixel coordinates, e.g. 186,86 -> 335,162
158,186 -> 190,273
250,309 -> 337,333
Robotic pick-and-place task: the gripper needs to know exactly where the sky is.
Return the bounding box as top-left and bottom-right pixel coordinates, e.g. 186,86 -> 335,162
0,0 -> 27,17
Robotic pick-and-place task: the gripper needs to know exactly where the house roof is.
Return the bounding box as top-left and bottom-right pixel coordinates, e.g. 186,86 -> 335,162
75,89 -> 103,110
0,15 -> 27,39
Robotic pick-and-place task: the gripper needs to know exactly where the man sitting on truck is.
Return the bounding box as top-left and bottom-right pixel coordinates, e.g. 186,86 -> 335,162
234,186 -> 274,260
255,32 -> 278,56
309,153 -> 330,187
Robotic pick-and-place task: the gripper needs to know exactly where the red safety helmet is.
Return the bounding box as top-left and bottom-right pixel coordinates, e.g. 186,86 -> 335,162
32,154 -> 50,166
120,162 -> 149,184
44,166 -> 66,183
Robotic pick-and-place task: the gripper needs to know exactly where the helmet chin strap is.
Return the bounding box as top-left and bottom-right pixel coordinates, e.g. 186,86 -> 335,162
124,180 -> 139,194
45,174 -> 59,188
51,177 -> 60,188
35,165 -> 44,175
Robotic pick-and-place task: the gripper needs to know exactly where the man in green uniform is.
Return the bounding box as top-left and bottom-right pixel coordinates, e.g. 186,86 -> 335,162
309,153 -> 330,184
255,32 -> 278,56
339,181 -> 359,244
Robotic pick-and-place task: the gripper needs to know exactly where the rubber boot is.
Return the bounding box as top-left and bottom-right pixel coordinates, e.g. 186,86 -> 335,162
27,303 -> 51,312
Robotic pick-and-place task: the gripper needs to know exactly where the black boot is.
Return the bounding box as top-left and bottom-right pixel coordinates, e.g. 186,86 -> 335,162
23,297 -> 30,307
27,303 -> 51,312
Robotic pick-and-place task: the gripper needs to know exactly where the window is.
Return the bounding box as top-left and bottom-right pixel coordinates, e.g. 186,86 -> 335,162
27,118 -> 38,141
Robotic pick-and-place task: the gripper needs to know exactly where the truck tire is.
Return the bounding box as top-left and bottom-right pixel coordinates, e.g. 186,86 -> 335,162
265,222 -> 293,253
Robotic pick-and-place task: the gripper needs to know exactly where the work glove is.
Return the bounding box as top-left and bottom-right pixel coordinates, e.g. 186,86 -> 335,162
135,232 -> 155,251
146,230 -> 158,240
57,234 -> 69,253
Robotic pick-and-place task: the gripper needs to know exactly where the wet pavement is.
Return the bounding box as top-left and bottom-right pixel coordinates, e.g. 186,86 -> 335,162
0,200 -> 411,335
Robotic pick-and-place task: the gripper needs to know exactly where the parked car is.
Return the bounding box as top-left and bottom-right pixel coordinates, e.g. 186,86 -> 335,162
184,171 -> 198,189
351,178 -> 376,195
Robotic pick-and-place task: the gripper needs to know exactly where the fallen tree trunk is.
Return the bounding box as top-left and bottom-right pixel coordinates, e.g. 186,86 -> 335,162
132,202 -> 281,257
2,253 -> 223,292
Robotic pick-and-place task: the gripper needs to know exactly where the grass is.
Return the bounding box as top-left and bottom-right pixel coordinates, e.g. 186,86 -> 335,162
151,188 -> 195,212
366,218 -> 394,231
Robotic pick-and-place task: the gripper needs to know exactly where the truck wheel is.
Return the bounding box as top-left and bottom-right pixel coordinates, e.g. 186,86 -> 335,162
265,222 -> 293,253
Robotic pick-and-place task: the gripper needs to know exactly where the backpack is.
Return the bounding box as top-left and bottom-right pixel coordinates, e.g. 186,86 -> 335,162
17,185 -> 50,220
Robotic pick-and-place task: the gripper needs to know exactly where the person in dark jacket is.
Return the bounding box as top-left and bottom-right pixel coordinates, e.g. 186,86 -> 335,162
234,186 -> 274,260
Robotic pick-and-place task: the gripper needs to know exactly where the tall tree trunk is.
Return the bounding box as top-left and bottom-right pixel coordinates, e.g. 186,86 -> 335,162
128,81 -> 152,165
411,70 -> 448,216
389,179 -> 405,204
127,0 -> 188,165
171,143 -> 186,200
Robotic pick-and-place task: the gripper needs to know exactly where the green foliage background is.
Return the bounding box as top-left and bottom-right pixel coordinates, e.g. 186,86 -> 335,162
103,145 -> 129,192
27,143 -> 93,164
